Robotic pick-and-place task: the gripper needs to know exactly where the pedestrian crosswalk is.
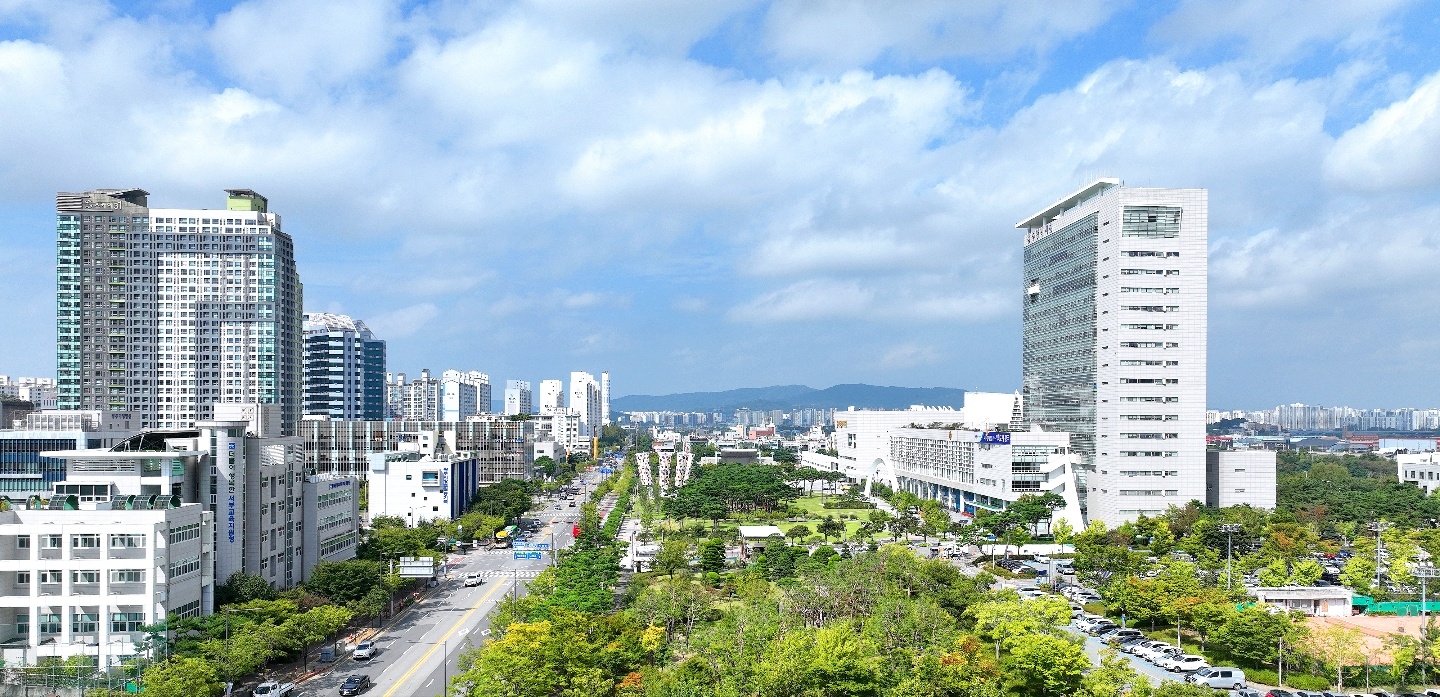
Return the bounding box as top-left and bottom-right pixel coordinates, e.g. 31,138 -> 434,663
466,569 -> 544,579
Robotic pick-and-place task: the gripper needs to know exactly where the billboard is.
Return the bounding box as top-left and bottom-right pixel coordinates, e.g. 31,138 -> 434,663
979,432 -> 1011,445
514,551 -> 543,560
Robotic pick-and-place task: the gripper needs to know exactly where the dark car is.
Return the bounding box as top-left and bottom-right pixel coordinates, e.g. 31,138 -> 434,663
1263,691 -> 1294,697
339,675 -> 372,696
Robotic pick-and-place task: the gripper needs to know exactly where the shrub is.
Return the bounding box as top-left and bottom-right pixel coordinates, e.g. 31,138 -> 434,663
1083,602 -> 1107,615
1283,674 -> 1331,690
1247,669 -> 1278,687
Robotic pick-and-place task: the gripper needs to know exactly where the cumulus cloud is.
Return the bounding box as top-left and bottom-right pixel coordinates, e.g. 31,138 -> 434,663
366,303 -> 440,338
0,0 -> 1435,402
762,0 -> 1120,68
1326,69 -> 1440,191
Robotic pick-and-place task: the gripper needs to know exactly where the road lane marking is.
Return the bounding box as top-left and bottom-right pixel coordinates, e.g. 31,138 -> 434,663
381,578 -> 508,697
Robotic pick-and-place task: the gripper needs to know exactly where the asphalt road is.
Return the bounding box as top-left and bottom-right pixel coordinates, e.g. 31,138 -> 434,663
294,474 -> 594,697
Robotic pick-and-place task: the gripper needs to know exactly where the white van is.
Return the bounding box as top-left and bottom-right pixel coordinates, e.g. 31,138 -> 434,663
1185,666 -> 1245,689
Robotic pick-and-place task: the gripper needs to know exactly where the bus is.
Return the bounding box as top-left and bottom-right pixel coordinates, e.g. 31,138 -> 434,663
494,525 -> 517,548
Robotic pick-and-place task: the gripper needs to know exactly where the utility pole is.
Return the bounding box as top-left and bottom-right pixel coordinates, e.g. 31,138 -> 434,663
1220,523 -> 1242,590
1418,565 -> 1440,686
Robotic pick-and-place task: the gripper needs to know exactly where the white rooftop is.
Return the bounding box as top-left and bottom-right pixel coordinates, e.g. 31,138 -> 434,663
737,525 -> 784,538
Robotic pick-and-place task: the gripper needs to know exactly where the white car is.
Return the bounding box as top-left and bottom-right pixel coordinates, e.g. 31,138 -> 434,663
1135,643 -> 1177,662
1187,667 -> 1246,689
1160,654 -> 1209,672
253,682 -> 296,696
352,641 -> 377,660
464,572 -> 485,587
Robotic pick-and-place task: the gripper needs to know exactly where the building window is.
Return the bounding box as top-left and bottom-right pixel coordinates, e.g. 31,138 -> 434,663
72,534 -> 100,549
72,612 -> 98,634
110,569 -> 144,583
15,572 -> 29,585
110,534 -> 146,548
169,555 -> 201,579
16,613 -> 28,637
38,570 -> 62,584
71,570 -> 100,584
168,523 -> 200,544
39,535 -> 61,549
37,614 -> 61,634
15,536 -> 29,549
173,600 -> 201,619
111,612 -> 145,633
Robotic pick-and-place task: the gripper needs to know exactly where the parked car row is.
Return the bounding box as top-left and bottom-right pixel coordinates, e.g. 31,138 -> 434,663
993,558 -> 1035,575
1057,582 -> 1103,606
1074,615 -> 1225,680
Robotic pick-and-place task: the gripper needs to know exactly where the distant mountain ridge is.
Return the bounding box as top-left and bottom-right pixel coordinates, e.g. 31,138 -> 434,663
611,384 -> 968,413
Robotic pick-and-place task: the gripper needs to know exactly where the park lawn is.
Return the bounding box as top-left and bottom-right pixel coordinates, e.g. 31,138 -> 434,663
789,494 -> 874,518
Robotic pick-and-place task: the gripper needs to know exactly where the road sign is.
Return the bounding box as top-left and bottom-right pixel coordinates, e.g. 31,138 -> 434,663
533,542 -> 550,550
397,556 -> 436,578
514,551 -> 543,560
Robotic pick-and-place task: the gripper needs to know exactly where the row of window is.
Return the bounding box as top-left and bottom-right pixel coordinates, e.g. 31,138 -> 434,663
1120,287 -> 1180,294
1122,251 -> 1180,258
1119,360 -> 1178,367
1119,341 -> 1180,349
169,555 -> 201,579
1122,305 -> 1179,313
1121,323 -> 1179,330
1122,433 -> 1180,439
1119,269 -> 1179,276
1120,451 -> 1180,457
19,569 -> 145,584
320,532 -> 357,558
1118,489 -> 1180,496
16,534 -> 146,549
18,611 -> 149,635
1120,414 -> 1178,420
170,523 -> 201,544
1120,396 -> 1179,403
1118,470 -> 1180,477
1120,378 -> 1179,384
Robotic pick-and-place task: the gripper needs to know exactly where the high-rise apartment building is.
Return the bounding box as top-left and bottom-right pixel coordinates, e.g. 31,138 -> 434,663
600,371 -> 610,426
1017,179 -> 1207,524
569,372 -> 601,438
55,189 -> 303,434
302,313 -> 386,420
504,380 -> 532,416
538,379 -> 565,414
441,370 -> 491,422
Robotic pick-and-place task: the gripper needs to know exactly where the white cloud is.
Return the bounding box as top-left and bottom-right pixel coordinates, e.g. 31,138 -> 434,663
728,279 -> 1008,324
762,0 -> 1120,68
365,303 -> 439,338
880,343 -> 942,369
1326,69 -> 1440,191
210,0 -> 398,97
1151,0 -> 1414,62
489,290 -> 627,317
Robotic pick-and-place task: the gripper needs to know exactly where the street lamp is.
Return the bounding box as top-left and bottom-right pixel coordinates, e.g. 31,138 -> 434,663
1219,523 -> 1243,590
1370,521 -> 1391,592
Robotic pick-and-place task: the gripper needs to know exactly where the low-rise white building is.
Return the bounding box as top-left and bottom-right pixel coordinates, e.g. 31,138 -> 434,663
367,452 -> 487,526
1252,586 -> 1352,617
888,426 -> 1084,531
0,497 -> 213,666
1399,452 -> 1440,495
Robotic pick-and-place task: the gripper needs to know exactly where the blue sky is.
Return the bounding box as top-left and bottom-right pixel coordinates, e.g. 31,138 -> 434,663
3,0 -> 1440,409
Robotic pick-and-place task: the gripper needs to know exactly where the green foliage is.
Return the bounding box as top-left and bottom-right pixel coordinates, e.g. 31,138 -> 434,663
1005,633 -> 1089,697
599,424 -> 628,449
141,657 -> 224,697
665,463 -> 802,520
468,478 -> 535,523
305,559 -> 385,604
1150,682 -> 1224,697
454,608 -> 654,697
1213,606 -> 1301,665
699,538 -> 726,573
215,572 -> 276,606
1077,649 -> 1152,697
1282,674 -> 1332,690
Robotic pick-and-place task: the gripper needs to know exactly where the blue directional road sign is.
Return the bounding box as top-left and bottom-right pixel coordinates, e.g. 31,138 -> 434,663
514,551 -> 543,560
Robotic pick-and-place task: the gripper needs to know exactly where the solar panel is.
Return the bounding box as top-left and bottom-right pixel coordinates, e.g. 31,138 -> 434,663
46,497 -> 69,510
